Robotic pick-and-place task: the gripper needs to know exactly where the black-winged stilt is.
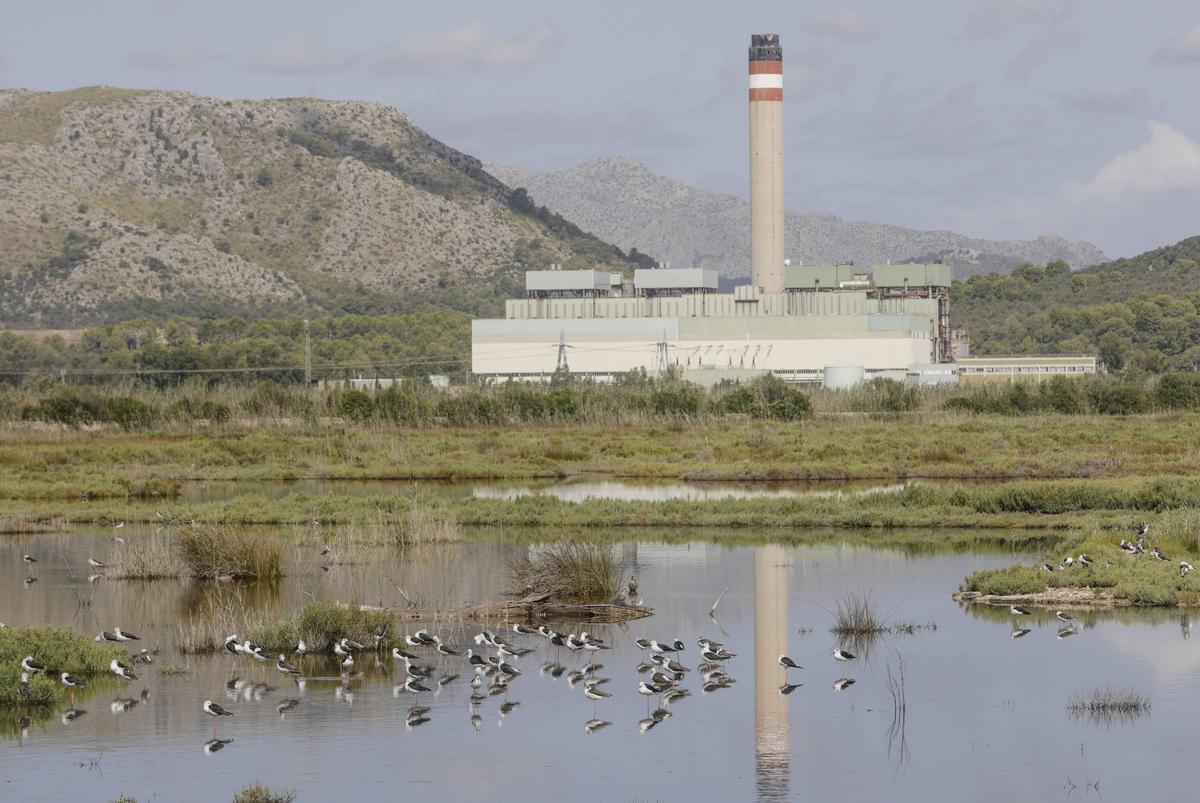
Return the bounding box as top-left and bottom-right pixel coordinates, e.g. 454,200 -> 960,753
22,555 -> 36,563
832,648 -> 856,662
1009,605 -> 1030,616
87,558 -> 105,569
110,659 -> 138,681
1055,610 -> 1077,623
1153,547 -> 1169,561
1182,561 -> 1195,578
778,655 -> 803,677
276,655 -> 301,676
202,696 -> 232,734
21,656 -> 44,674
1078,554 -> 1093,567
61,672 -> 85,703
113,627 -> 140,642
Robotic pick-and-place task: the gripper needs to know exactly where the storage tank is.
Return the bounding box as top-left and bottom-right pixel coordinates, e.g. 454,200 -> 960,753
822,364 -> 865,390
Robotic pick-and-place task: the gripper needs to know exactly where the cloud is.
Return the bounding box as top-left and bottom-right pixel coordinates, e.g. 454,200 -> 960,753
248,32 -> 357,75
966,0 -> 1072,35
373,21 -> 557,75
800,7 -> 880,42
1067,120 -> 1200,200
1153,20 -> 1200,63
949,121 -> 1200,256
125,42 -> 222,71
788,51 -> 858,97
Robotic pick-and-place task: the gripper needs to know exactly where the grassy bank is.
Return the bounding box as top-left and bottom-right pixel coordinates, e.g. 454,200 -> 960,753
3,414 -> 1200,502
6,477 -> 1200,534
0,626 -> 126,707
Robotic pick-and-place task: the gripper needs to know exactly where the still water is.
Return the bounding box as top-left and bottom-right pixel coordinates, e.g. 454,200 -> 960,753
3,528 -> 1198,802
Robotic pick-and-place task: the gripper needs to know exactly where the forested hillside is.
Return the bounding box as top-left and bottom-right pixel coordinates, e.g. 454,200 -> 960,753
953,236 -> 1200,370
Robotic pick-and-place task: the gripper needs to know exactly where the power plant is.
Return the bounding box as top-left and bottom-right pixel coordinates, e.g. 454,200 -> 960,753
471,35 -> 960,385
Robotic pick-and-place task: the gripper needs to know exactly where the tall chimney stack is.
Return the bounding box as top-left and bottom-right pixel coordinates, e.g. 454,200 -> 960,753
749,34 -> 784,294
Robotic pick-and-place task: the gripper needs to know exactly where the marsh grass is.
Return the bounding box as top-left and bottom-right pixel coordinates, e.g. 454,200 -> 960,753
159,665 -> 190,677
233,783 -> 297,803
107,532 -> 184,579
832,592 -> 887,638
247,601 -> 395,654
394,500 -> 463,546
511,540 -> 622,604
177,591 -> 270,654
0,626 -> 125,707
965,531 -> 1200,606
180,525 -> 284,580
1067,688 -> 1151,724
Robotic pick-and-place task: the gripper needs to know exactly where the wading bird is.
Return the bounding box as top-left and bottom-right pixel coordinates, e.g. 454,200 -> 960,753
832,648 -> 856,662
110,659 -> 137,681
203,700 -> 233,737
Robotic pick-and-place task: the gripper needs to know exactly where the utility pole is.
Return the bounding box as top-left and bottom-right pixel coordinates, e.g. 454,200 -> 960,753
556,330 -> 569,373
303,319 -> 312,386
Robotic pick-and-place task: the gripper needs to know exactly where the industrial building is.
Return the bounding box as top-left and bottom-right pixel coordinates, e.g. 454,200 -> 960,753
956,355 -> 1098,384
470,34 -> 994,385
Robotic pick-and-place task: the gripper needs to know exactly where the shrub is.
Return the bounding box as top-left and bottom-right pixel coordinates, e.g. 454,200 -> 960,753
375,386 -> 431,425
511,540 -> 622,604
1088,382 -> 1149,415
179,526 -> 284,580
338,389 -> 375,421
1155,373 -> 1200,411
109,397 -> 155,429
233,783 -> 297,803
0,626 -> 125,707
248,601 -> 394,655
831,592 -> 886,637
650,384 -> 702,418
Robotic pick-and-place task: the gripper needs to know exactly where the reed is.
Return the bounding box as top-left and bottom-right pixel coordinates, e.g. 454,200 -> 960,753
831,592 -> 887,638
106,532 -> 184,579
1067,688 -> 1150,724
176,591 -> 270,654
511,540 -> 622,604
179,525 -> 284,580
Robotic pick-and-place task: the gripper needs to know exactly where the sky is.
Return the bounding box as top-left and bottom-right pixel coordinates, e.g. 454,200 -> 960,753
3,0 -> 1199,258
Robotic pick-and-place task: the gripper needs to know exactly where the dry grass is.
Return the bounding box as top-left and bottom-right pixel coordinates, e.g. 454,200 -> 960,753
394,501 -> 463,546
107,532 -> 184,579
177,591 -> 270,654
180,525 -> 284,580
511,540 -> 622,604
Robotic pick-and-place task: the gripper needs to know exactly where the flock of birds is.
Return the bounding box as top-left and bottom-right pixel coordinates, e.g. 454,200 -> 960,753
1039,523 -> 1194,578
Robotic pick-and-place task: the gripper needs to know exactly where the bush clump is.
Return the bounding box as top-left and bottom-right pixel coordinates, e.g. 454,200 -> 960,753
248,601 -> 394,655
511,540 -> 622,604
180,525 -> 284,580
0,626 -> 126,707
233,782 -> 297,803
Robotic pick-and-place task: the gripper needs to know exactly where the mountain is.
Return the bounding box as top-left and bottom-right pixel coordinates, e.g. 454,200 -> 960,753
486,157 -> 1108,279
953,235 -> 1200,369
0,87 -> 647,327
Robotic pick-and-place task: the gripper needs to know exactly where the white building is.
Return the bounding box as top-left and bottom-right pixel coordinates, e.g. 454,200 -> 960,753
471,265 -> 952,383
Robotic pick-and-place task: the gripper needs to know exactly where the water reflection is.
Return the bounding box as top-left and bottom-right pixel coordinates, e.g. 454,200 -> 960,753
7,530 -> 1200,801
755,544 -> 789,802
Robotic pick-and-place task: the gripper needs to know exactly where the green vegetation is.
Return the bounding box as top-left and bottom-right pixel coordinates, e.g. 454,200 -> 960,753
233,782 -> 297,803
964,511 -> 1200,605
0,626 -> 125,707
180,526 -> 284,580
511,540 -> 623,604
954,236 -> 1200,370
249,601 -> 394,655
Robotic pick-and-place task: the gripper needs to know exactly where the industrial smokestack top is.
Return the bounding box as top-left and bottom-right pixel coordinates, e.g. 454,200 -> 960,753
748,33 -> 785,295
748,34 -> 782,60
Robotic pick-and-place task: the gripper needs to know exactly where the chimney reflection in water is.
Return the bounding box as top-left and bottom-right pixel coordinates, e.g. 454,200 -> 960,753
754,544 -> 790,801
